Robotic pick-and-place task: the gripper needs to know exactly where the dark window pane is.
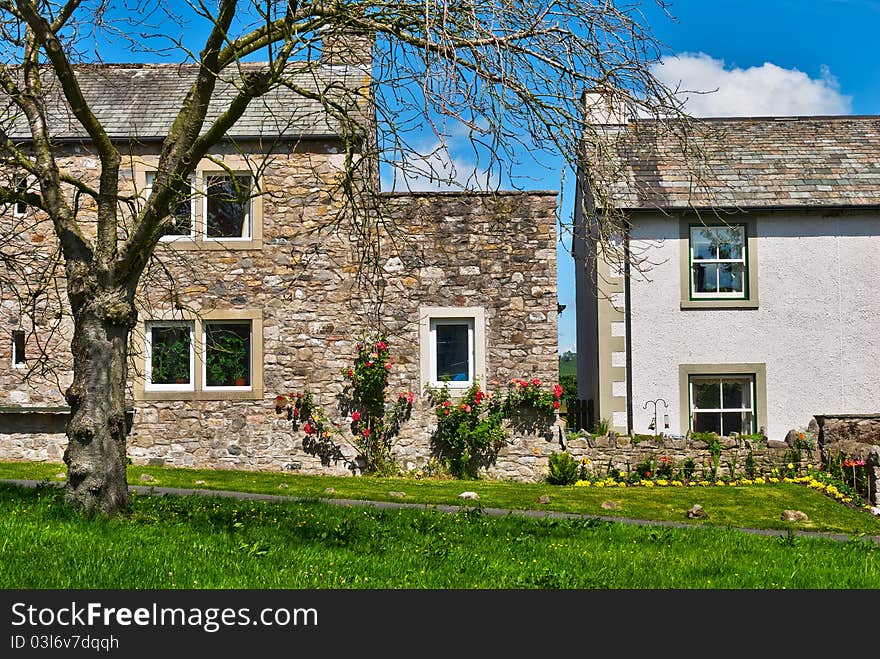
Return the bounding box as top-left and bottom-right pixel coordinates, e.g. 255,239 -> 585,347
692,263 -> 717,293
205,322 -> 251,387
692,380 -> 720,409
12,330 -> 25,365
436,323 -> 469,382
206,175 -> 251,238
14,176 -> 27,215
691,229 -> 717,260
718,263 -> 744,293
722,380 -> 745,408
150,325 -> 191,385
721,411 -> 750,435
693,412 -> 721,434
717,227 -> 744,259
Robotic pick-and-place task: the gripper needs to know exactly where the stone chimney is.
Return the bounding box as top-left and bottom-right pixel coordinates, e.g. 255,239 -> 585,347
321,26 -> 374,69
582,87 -> 630,126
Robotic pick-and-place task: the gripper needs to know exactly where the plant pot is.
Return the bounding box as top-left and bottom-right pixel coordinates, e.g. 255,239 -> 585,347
234,377 -> 246,387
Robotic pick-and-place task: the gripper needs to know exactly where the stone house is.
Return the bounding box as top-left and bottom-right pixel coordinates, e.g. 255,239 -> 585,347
0,39 -> 560,479
573,107 -> 880,444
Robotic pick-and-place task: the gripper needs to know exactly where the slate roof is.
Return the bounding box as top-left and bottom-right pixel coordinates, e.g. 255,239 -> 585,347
602,115 -> 880,210
2,62 -> 364,141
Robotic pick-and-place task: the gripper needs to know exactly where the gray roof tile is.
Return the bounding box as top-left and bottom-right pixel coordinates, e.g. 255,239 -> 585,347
601,116 -> 880,209
3,62 -> 363,140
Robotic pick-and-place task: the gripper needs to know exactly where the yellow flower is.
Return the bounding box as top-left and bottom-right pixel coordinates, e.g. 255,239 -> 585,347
656,479 -> 668,487
595,481 -> 605,488
787,463 -> 794,469
671,480 -> 683,487
575,480 -> 591,487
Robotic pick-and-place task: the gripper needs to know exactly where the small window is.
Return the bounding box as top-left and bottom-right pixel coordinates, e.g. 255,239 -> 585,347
12,330 -> 25,367
205,175 -> 252,239
13,176 -> 27,217
690,375 -> 755,436
690,225 -> 747,298
145,172 -> 194,239
204,321 -> 251,388
145,322 -> 194,390
429,318 -> 474,386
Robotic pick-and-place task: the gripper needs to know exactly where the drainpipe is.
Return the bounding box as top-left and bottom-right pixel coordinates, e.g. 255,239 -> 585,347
624,228 -> 633,434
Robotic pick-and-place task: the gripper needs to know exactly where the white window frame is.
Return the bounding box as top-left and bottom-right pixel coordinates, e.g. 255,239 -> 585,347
203,173 -> 253,241
689,225 -> 747,299
429,317 -> 475,388
419,306 -> 486,393
689,374 -> 756,436
202,319 -> 253,392
11,330 -> 26,368
144,321 -> 195,392
13,175 -> 27,217
144,172 -> 196,241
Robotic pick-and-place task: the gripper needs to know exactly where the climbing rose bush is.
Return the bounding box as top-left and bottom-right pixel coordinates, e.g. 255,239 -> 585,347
276,336 -> 413,474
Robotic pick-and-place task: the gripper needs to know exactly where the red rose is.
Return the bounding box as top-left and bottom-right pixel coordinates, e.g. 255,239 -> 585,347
552,400 -> 560,409
351,411 -> 361,422
303,422 -> 313,435
362,428 -> 371,437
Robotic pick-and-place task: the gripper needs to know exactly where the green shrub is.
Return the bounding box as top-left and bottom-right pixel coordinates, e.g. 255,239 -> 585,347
547,451 -> 579,485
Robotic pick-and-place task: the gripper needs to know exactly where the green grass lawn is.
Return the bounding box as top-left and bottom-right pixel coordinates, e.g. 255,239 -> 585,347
1,481 -> 878,589
2,460 -> 879,537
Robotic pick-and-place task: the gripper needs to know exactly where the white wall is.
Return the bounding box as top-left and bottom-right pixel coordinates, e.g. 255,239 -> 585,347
628,210 -> 880,440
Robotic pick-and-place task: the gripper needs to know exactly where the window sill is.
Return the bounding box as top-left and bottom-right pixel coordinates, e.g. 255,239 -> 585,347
161,238 -> 263,251
137,389 -> 263,402
680,299 -> 759,310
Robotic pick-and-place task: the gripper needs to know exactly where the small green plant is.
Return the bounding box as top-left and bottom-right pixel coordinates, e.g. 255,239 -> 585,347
592,418 -> 611,435
744,451 -> 757,479
547,451 -> 579,485
682,457 -> 697,482
633,456 -> 654,480
149,331 -> 190,384
656,455 -> 674,480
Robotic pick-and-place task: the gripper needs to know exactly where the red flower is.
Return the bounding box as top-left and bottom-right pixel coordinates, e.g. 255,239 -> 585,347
385,362 -> 392,371
362,427 -> 371,437
552,400 -> 560,409
443,409 -> 450,416
407,391 -> 414,404
645,471 -> 651,478
366,361 -> 373,367
531,378 -> 541,386
553,384 -> 563,399
351,411 -> 361,422
442,400 -> 450,407
292,407 -> 299,417
347,369 -> 354,378
303,422 -> 314,435
274,395 -> 287,409
376,340 -> 388,351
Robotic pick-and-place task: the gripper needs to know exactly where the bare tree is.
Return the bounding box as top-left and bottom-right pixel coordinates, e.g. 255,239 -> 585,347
0,0 -> 684,515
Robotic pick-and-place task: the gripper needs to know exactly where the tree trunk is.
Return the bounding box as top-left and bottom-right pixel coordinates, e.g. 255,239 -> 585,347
63,287 -> 135,516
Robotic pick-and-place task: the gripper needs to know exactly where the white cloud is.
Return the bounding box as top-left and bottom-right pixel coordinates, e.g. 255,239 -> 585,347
381,140 -> 500,193
652,53 -> 852,117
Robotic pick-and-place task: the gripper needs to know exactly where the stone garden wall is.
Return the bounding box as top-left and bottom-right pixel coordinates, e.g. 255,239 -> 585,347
815,414 -> 880,506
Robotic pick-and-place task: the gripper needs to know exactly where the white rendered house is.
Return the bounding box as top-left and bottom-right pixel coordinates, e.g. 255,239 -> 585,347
573,111 -> 880,440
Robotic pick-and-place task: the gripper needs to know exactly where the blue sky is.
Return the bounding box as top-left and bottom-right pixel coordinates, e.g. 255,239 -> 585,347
555,0 -> 880,354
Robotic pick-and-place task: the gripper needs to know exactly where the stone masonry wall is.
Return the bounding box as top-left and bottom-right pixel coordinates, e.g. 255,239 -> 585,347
816,414 -> 880,506
1,141 -> 560,480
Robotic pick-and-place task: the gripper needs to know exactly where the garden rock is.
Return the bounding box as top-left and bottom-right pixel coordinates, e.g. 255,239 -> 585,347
870,507 -> 880,517
687,504 -> 705,518
55,473 -> 65,479
139,474 -> 155,483
194,480 -> 207,486
459,491 -> 480,500
600,501 -> 617,510
324,487 -> 336,494
781,509 -> 809,522
278,483 -> 288,489
389,491 -> 406,499
537,495 -> 550,504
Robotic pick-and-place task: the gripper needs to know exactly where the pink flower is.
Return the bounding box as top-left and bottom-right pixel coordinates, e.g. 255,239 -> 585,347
553,384 -> 563,398
351,411 -> 361,422
376,341 -> 387,351
407,391 -> 414,404
460,404 -> 471,413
